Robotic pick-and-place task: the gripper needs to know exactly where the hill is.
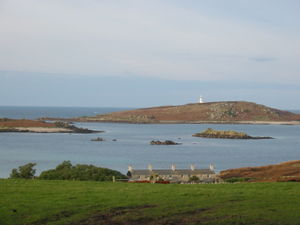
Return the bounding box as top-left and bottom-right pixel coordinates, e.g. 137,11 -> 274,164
1,180 -> 300,225
220,160 -> 300,182
75,101 -> 300,124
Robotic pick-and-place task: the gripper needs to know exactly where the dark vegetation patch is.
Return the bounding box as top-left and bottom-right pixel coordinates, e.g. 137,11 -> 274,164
70,205 -> 156,225
224,177 -> 251,183
72,206 -> 237,225
29,210 -> 75,225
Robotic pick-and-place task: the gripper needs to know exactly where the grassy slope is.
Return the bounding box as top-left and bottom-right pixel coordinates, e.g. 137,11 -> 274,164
1,180 -> 300,225
220,160 -> 300,182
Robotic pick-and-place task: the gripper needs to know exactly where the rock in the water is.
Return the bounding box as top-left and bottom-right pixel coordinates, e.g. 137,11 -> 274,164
91,137 -> 105,141
150,140 -> 181,145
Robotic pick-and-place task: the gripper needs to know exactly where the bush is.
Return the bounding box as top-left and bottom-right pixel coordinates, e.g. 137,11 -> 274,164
10,163 -> 36,179
39,161 -> 127,181
189,176 -> 200,183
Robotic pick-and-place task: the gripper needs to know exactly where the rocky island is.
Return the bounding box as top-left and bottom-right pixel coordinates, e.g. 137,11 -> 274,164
69,101 -> 300,125
193,128 -> 273,139
0,118 -> 100,133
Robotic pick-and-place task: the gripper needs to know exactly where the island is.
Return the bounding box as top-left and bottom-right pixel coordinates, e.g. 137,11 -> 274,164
0,118 -> 100,133
192,128 -> 273,139
65,101 -> 300,125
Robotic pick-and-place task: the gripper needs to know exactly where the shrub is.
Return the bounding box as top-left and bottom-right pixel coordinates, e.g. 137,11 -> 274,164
10,163 -> 36,179
39,161 -> 127,181
189,176 -> 200,183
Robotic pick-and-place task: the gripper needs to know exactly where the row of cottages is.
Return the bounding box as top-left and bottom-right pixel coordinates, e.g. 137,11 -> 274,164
127,164 -> 220,183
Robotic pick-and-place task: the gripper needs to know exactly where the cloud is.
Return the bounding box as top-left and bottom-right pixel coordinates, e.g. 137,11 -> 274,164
0,0 -> 299,83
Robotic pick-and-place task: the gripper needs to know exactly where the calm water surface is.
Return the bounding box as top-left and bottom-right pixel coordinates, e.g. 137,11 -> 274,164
0,107 -> 300,177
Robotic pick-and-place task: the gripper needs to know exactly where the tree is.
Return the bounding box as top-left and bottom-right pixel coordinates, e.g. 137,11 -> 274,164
10,169 -> 20,178
55,160 -> 73,170
10,163 -> 36,179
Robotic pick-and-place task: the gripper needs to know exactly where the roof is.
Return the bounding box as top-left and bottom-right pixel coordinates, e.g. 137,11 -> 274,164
131,169 -> 215,176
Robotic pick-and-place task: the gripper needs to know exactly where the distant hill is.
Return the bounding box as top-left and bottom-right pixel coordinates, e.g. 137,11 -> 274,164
75,101 -> 300,124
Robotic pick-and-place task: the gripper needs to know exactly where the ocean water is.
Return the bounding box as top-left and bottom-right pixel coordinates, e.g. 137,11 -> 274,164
0,106 -> 300,178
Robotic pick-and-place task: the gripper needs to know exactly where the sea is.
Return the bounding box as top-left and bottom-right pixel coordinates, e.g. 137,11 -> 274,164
0,106 -> 300,178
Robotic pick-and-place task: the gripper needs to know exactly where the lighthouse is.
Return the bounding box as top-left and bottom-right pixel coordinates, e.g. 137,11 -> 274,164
199,96 -> 204,103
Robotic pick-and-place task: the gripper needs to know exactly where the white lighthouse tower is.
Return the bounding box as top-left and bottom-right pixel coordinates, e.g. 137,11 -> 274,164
199,96 -> 204,103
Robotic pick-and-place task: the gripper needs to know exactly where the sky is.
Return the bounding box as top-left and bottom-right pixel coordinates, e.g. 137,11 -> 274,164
0,0 -> 299,109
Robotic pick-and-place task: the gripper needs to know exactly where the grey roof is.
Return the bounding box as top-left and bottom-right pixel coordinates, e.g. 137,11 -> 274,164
131,169 -> 214,176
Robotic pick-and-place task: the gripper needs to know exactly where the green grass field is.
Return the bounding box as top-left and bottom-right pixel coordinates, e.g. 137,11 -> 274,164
1,179 -> 300,225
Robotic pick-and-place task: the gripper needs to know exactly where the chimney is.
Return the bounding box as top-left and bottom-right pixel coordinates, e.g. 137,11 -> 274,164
128,165 -> 133,172
190,164 -> 195,171
209,164 -> 215,171
171,164 -> 176,171
148,164 -> 153,172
